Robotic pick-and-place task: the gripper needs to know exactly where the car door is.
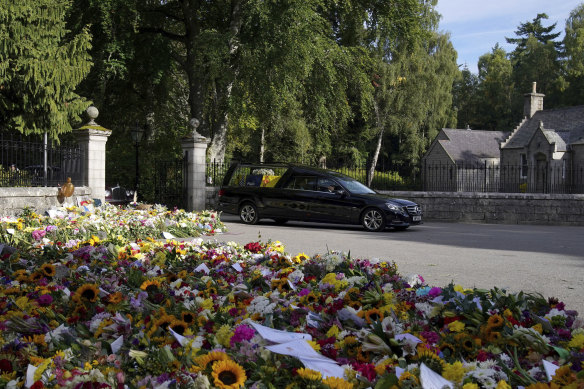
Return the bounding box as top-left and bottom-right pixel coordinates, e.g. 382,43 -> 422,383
312,177 -> 355,223
277,174 -> 318,220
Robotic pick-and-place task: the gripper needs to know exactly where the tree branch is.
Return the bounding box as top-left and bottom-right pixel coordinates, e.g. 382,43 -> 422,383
138,27 -> 186,42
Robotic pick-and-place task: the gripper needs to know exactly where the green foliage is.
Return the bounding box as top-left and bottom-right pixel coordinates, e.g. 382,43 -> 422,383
563,4 -> 584,104
0,0 -> 92,138
476,45 -> 514,131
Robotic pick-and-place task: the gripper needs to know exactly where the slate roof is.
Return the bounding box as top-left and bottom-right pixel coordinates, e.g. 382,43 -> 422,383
438,129 -> 509,163
541,130 -> 569,152
502,105 -> 584,149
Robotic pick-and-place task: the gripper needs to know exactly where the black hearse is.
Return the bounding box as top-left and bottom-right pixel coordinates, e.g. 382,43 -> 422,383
218,163 -> 422,232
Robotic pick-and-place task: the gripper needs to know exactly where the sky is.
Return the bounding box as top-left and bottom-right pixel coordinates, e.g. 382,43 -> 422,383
435,0 -> 583,74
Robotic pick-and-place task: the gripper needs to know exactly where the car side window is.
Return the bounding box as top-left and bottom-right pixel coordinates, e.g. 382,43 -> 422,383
283,175 -> 317,191
317,177 -> 342,193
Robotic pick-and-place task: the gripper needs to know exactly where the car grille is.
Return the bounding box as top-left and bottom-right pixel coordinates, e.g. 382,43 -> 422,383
404,205 -> 421,215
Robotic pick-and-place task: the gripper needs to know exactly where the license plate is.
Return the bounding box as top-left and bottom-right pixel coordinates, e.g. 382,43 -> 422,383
413,216 -> 422,222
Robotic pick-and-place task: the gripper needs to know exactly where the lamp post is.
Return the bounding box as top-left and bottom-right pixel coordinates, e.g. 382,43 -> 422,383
131,123 -> 144,201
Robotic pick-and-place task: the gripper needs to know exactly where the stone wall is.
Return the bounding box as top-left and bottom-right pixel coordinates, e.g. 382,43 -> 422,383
379,191 -> 584,226
204,186 -> 584,226
0,187 -> 92,216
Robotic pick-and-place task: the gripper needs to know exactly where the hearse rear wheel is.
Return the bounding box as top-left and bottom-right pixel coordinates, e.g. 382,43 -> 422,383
239,202 -> 259,225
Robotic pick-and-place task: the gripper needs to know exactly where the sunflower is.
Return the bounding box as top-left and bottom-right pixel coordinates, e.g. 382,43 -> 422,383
107,292 -> 124,304
195,351 -> 230,370
73,284 -> 100,303
181,311 -> 196,325
360,308 -> 384,324
12,269 -> 29,282
28,272 -> 44,283
551,365 -> 576,386
166,273 -> 179,283
296,367 -> 322,381
454,333 -> 477,354
439,342 -> 456,358
342,336 -> 359,357
322,377 -> 353,389
415,348 -> 445,373
398,371 -> 420,386
487,314 -> 504,330
347,301 -> 362,310
39,263 -> 56,278
211,359 -> 247,389
486,330 -> 502,343
169,319 -> 189,336
140,279 -> 161,293
300,291 -> 321,305
293,253 -> 310,263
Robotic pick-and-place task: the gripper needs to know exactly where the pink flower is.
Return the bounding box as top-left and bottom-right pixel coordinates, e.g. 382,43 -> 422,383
230,324 -> 256,347
32,229 -> 46,241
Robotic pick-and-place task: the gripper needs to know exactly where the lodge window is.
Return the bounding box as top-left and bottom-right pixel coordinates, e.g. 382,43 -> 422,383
520,154 -> 528,178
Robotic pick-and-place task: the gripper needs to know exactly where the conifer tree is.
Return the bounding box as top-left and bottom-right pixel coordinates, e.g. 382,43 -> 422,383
0,0 -> 92,139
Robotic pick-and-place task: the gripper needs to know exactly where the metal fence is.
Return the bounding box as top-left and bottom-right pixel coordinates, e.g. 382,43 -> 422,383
423,161 -> 584,194
207,159 -> 584,194
206,159 -> 420,190
0,132 -> 85,187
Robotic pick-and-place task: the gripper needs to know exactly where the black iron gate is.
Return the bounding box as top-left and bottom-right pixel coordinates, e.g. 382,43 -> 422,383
153,156 -> 188,210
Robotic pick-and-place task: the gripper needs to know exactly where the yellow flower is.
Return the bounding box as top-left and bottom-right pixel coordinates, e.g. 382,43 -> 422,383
442,361 -> 465,383
531,323 -> 543,334
293,252 -> 310,263
140,279 -> 161,292
296,367 -> 322,381
216,324 -> 234,348
211,359 -> 247,389
326,325 -> 340,338
73,283 -> 100,303
195,351 -> 230,370
323,376 -> 353,389
453,285 -> 465,293
496,380 -> 511,389
448,320 -> 465,332
308,340 -> 321,352
463,384 -> 479,389
568,333 -> 584,349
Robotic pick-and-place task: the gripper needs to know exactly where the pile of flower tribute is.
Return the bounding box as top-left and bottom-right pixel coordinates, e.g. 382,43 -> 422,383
0,206 -> 583,388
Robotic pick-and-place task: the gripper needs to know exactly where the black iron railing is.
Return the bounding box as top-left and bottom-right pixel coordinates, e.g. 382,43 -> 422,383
422,161 -> 584,194
0,132 -> 86,187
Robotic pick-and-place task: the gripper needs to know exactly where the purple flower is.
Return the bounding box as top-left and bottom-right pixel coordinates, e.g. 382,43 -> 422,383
298,288 -> 311,297
45,225 -> 57,233
37,294 -> 53,306
428,287 -> 442,298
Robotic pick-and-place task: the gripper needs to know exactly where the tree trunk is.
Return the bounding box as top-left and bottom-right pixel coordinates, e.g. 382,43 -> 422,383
260,127 -> 265,163
182,0 -> 205,135
367,101 -> 384,187
204,0 -> 244,161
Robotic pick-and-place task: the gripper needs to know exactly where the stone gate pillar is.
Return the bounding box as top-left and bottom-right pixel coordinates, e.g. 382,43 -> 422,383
181,119 -> 209,211
73,106 -> 111,204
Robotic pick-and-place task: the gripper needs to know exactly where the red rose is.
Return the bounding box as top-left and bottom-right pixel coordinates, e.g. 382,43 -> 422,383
0,358 -> 12,372
30,381 -> 44,389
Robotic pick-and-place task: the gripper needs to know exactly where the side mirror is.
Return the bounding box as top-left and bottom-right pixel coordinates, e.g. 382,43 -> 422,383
335,189 -> 345,197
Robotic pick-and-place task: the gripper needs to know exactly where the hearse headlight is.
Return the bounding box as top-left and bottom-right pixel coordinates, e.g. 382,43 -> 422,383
386,203 -> 401,212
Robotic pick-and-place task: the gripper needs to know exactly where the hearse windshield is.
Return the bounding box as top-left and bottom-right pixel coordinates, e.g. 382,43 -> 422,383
333,174 -> 376,195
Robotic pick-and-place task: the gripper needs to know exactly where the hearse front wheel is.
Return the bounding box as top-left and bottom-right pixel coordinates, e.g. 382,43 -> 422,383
361,208 -> 386,232
239,202 -> 259,225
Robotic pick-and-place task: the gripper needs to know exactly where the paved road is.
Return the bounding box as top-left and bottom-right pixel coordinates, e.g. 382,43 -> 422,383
204,216 -> 584,314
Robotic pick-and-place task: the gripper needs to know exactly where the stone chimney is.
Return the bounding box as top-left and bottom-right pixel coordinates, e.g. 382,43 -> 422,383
524,82 -> 544,118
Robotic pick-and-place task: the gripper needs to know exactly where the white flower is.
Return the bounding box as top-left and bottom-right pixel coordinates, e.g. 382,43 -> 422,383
193,374 -> 211,389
